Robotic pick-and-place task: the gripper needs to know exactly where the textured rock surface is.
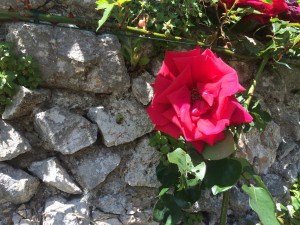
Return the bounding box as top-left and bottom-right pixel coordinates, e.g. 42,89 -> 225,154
125,137 -> 160,188
132,72 -> 155,105
237,121 -> 282,174
34,107 -> 97,154
29,157 -> 82,194
0,163 -> 39,204
0,120 -> 32,161
2,86 -> 50,120
63,145 -> 121,190
262,174 -> 288,198
43,197 -> 89,225
7,23 -> 130,94
87,96 -> 154,147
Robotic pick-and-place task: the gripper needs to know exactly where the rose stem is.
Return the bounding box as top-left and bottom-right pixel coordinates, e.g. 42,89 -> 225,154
0,9 -> 258,60
221,55 -> 269,225
220,191 -> 230,225
244,55 -> 269,109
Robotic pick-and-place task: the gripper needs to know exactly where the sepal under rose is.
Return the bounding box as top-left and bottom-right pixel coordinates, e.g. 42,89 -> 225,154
146,46 -> 253,153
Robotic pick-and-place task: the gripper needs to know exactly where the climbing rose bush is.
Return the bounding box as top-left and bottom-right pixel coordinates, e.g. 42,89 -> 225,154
146,47 -> 253,153
222,0 -> 300,24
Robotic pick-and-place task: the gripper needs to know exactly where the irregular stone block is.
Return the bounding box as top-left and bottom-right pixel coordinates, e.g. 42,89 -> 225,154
0,120 -> 31,161
0,163 -> 39,204
43,197 -> 89,225
132,72 -> 154,105
2,86 -> 50,120
262,174 -> 288,197
29,157 -> 82,194
237,121 -> 282,174
92,210 -> 122,225
65,145 -> 121,190
87,96 -> 154,147
34,107 -> 97,154
96,194 -> 128,215
7,23 -> 130,94
125,137 -> 160,188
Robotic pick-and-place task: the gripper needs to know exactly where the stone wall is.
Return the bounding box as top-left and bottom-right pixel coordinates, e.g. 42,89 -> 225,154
0,1 -> 300,225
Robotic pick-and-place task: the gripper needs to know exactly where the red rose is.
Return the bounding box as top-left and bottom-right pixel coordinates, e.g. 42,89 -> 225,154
146,47 -> 253,153
222,0 -> 289,24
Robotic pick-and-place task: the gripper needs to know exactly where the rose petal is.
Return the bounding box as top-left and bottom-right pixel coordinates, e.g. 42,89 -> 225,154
201,131 -> 225,146
155,124 -> 182,139
158,46 -> 201,78
146,104 -> 170,126
151,75 -> 173,103
155,66 -> 194,104
230,101 -> 253,124
190,141 -> 205,153
197,118 -> 229,135
167,85 -> 203,141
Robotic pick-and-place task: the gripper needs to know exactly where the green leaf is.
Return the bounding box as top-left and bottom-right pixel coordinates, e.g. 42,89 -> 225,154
202,131 -> 235,160
242,185 -> 280,225
153,194 -> 183,225
97,5 -> 114,31
156,161 -> 180,187
204,158 -> 242,194
260,0 -> 273,4
168,148 -> 193,172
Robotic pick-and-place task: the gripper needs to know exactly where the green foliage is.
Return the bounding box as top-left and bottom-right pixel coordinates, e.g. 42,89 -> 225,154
202,130 -> 236,160
260,19 -> 300,59
242,185 -> 280,225
0,42 -> 42,106
277,176 -> 300,225
118,35 -> 150,70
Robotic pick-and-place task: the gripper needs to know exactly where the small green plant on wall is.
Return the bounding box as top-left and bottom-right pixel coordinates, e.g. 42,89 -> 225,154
0,42 -> 42,107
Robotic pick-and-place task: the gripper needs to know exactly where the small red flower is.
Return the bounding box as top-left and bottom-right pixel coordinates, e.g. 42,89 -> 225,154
146,47 -> 253,153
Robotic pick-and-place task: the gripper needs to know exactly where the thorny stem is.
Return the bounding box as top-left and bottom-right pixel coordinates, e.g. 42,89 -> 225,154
244,55 -> 270,110
0,10 -> 259,60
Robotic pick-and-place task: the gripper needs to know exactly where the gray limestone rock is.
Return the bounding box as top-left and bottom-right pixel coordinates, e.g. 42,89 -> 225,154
132,72 -> 154,105
125,137 -> 160,188
2,86 -> 50,120
119,209 -> 159,225
43,197 -> 89,225
191,189 -> 222,214
87,96 -> 154,147
96,194 -> 128,215
92,210 -> 123,225
229,186 -> 250,215
262,174 -> 288,197
50,89 -> 103,114
0,0 -> 47,10
28,157 -> 82,194
0,163 -> 40,204
34,107 -> 97,154
7,23 -> 130,94
0,120 -> 32,161
237,121 -> 282,174
65,145 -> 121,190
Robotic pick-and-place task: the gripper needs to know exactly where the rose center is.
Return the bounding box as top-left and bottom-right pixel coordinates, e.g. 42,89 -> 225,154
190,88 -> 213,117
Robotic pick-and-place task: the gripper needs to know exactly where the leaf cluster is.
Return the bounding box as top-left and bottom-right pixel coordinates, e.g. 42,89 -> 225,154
0,42 -> 42,107
149,132 -> 280,225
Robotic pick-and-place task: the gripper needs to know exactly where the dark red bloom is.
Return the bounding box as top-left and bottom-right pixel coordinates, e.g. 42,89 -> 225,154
146,47 -> 253,153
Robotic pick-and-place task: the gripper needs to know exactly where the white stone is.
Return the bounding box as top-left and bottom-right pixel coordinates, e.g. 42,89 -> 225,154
0,163 -> 39,204
29,157 -> 82,194
66,145 -> 121,190
2,86 -> 50,120
43,197 -> 89,225
34,107 -> 97,154
87,96 -> 154,147
125,137 -> 160,188
0,120 -> 31,161
132,72 -> 154,105
7,23 -> 130,94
